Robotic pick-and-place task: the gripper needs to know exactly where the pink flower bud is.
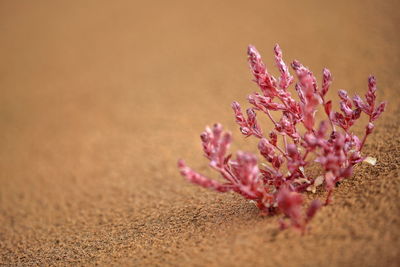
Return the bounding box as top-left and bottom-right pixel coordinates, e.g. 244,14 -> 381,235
295,83 -> 306,104
247,45 -> 277,96
212,123 -> 223,136
352,108 -> 362,120
246,108 -> 263,138
366,76 -> 377,108
232,101 -> 249,134
274,43 -> 294,89
340,101 -> 353,117
246,108 -> 256,120
366,123 -> 374,135
231,101 -> 241,111
368,75 -> 377,93
240,127 -> 251,136
372,101 -> 387,121
200,132 -> 209,142
247,45 -> 261,61
352,95 -> 367,112
269,131 -> 278,146
258,138 -> 275,161
321,68 -> 332,96
338,89 -> 348,101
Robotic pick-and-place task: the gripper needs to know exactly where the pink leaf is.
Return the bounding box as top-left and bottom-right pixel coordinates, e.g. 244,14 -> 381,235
274,44 -> 294,90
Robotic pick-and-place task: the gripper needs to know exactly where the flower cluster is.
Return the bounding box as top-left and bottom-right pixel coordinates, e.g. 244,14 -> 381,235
178,44 -> 386,231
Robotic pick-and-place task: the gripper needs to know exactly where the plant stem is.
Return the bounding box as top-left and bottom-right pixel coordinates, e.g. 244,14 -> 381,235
283,135 -> 288,153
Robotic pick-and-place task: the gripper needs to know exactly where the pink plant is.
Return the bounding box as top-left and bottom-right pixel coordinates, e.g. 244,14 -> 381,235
178,44 -> 386,231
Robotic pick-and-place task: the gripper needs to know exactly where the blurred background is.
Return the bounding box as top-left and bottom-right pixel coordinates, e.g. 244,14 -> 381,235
0,0 -> 399,265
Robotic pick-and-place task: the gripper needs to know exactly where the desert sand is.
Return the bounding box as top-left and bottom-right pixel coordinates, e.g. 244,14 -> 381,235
0,0 -> 399,266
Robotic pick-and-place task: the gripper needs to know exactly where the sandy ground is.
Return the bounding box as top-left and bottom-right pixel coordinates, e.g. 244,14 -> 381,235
0,0 -> 399,266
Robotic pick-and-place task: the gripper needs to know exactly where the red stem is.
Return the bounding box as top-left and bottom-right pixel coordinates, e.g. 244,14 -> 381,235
359,132 -> 369,151
283,135 -> 288,153
265,109 -> 277,126
359,115 -> 373,152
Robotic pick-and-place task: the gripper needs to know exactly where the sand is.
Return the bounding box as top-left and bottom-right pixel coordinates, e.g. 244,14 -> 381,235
0,0 -> 399,266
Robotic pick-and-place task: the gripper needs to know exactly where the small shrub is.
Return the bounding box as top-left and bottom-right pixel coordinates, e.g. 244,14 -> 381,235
178,44 -> 386,231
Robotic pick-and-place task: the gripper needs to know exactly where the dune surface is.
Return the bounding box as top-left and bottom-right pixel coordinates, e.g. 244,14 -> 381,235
0,0 -> 399,266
